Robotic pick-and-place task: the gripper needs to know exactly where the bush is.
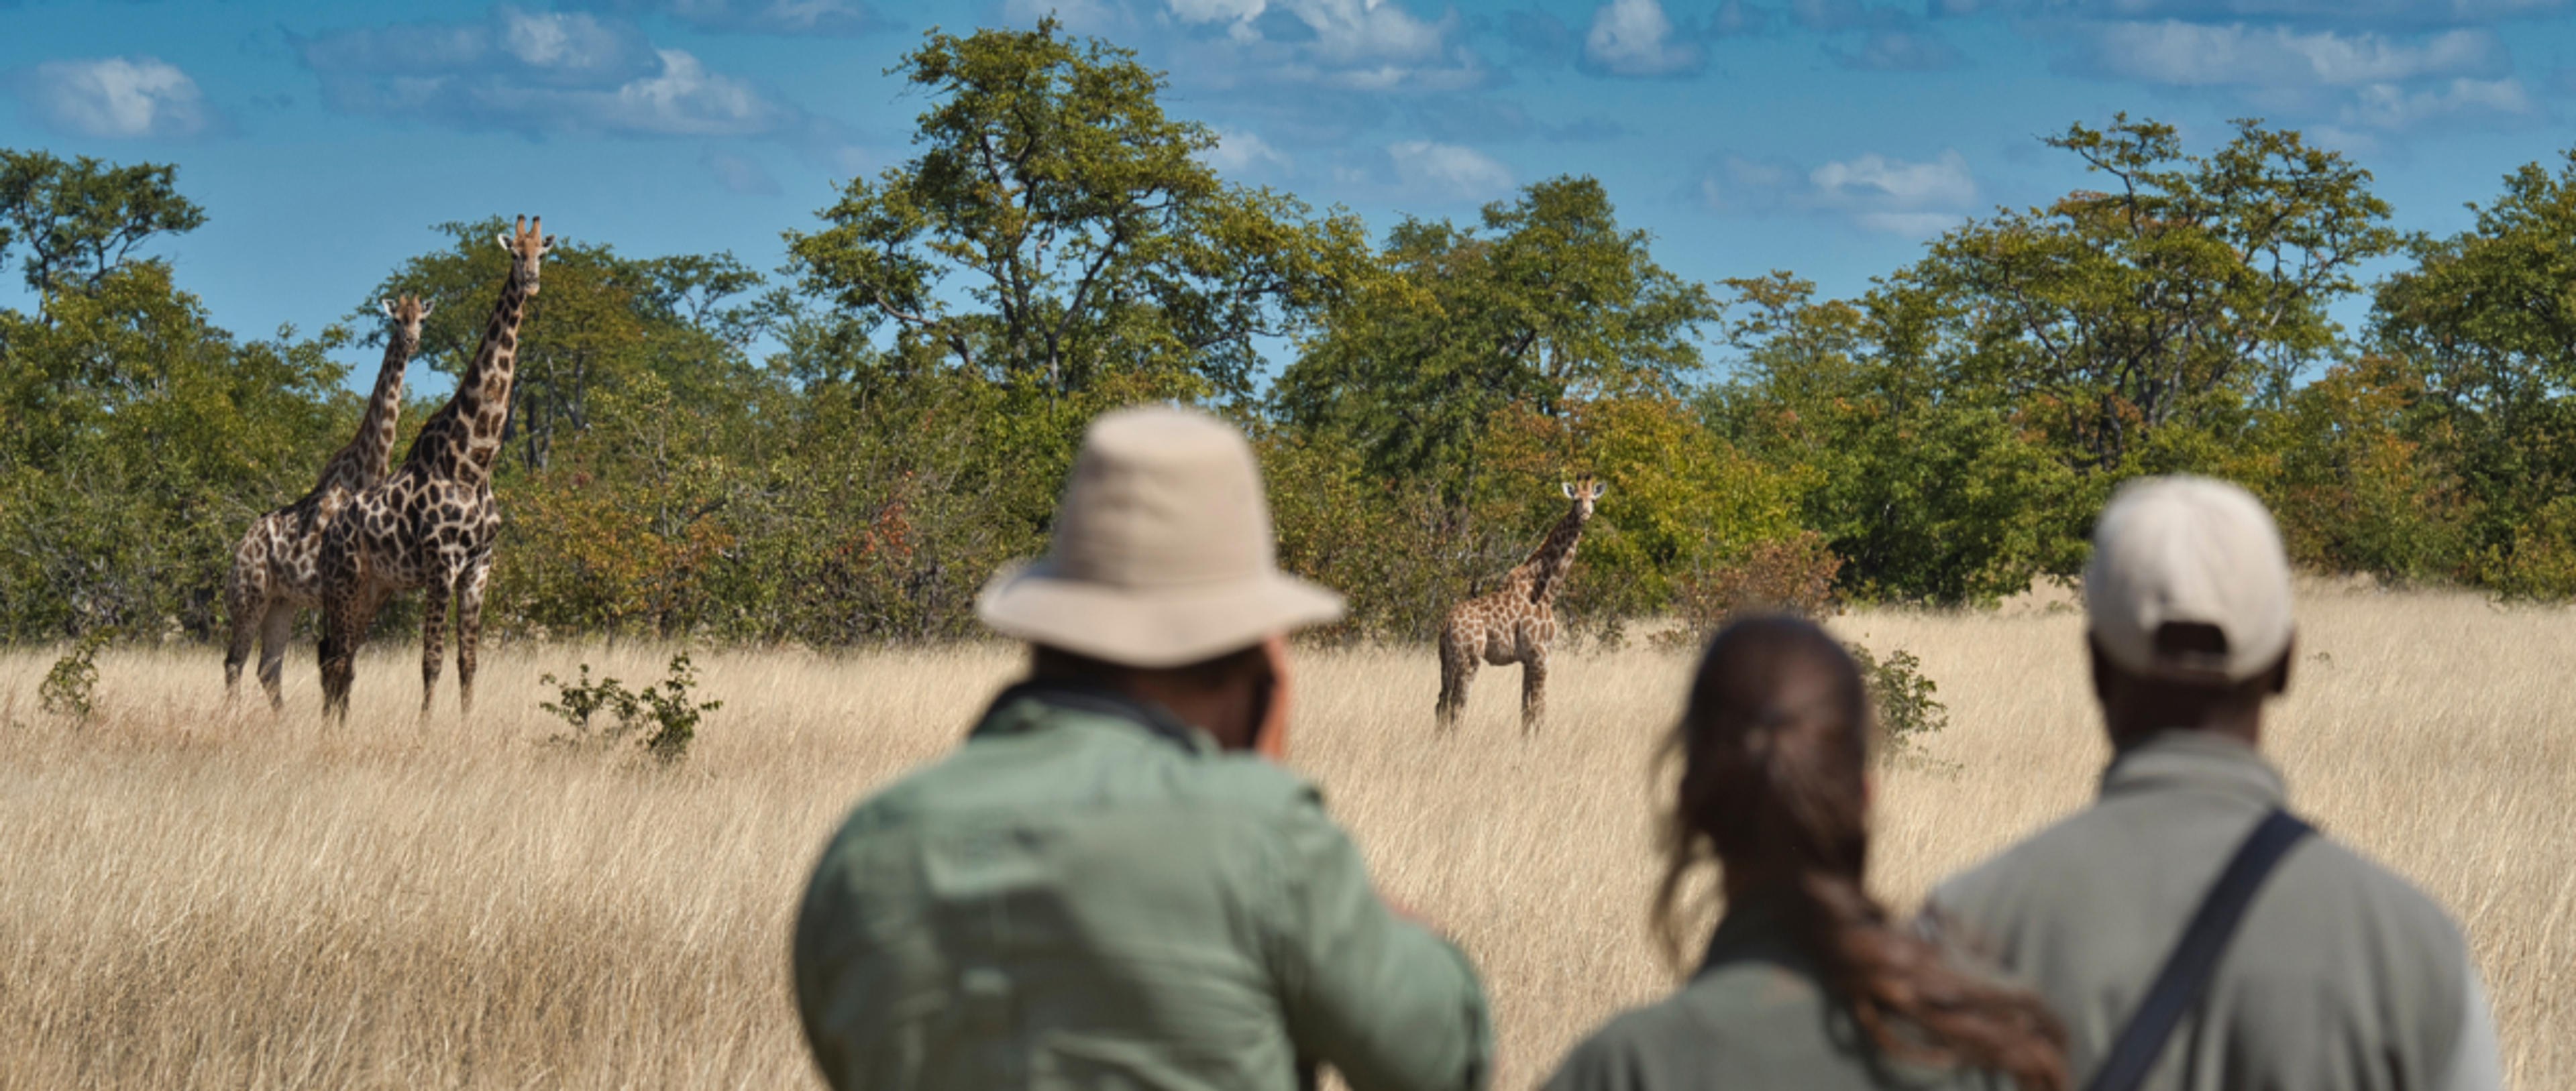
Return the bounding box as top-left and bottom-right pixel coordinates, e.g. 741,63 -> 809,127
39,630 -> 108,721
1845,642 -> 1947,761
540,652 -> 722,764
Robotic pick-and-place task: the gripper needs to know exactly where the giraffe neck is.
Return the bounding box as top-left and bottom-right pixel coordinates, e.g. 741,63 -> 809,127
351,330 -> 413,481
1510,502 -> 1591,605
424,270 -> 529,489
307,330 -> 413,498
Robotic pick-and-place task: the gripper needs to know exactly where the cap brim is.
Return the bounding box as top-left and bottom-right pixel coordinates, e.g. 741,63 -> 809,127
975,559 -> 1346,668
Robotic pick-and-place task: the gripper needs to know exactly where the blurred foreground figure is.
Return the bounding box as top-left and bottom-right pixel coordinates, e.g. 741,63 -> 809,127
1547,616 -> 2069,1091
792,406 -> 1491,1091
1925,476 -> 2503,1091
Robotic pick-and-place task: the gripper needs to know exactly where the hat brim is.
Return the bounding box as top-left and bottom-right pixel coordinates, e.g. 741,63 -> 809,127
975,559 -> 1346,668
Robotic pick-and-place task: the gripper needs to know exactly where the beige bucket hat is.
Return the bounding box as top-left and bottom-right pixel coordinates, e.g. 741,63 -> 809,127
975,405 -> 1345,667
2084,475 -> 2295,683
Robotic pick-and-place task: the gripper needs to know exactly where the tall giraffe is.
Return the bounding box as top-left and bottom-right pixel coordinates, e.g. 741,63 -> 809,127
1435,476 -> 1607,732
222,294 -> 433,708
318,215 -> 551,720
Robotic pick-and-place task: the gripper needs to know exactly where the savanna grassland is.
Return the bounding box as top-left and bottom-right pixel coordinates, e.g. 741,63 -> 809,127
2,586 -> 2569,1090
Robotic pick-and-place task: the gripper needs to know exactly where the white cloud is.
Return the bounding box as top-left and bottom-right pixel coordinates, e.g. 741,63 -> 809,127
1582,0 -> 1705,78
18,56 -> 219,139
566,0 -> 879,36
1935,0 -> 2567,21
1388,139 -> 1513,200
1699,148 -> 1977,236
1161,0 -> 1485,93
2341,76 -> 2536,129
1832,27 -> 1965,70
1203,126 -> 1291,174
2082,21 -> 2507,87
295,7 -> 843,149
1811,150 -> 1977,211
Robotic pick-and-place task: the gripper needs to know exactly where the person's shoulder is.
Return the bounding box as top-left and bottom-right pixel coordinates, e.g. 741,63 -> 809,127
1926,805 -> 2112,919
2279,828 -> 2470,950
1545,998 -> 1711,1091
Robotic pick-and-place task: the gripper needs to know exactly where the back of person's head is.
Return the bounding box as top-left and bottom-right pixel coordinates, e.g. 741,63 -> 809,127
2083,475 -> 2296,742
1658,615 -> 2068,1091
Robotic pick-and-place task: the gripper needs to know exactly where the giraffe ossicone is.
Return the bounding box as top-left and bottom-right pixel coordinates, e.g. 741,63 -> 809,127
1435,474 -> 1608,734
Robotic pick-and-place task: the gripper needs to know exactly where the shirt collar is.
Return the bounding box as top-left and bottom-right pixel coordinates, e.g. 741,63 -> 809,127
970,678 -> 1220,755
2098,729 -> 2287,809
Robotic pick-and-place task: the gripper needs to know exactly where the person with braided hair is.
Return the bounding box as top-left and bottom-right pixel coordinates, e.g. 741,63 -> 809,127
1545,615 -> 2069,1091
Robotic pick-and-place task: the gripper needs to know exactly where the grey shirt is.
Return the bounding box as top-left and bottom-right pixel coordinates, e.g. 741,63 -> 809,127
1924,731 -> 2503,1091
1543,895 -> 2015,1091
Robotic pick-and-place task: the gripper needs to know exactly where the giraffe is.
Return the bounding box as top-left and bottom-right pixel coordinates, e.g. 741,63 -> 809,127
1435,475 -> 1607,733
222,294 -> 433,708
317,215 -> 551,721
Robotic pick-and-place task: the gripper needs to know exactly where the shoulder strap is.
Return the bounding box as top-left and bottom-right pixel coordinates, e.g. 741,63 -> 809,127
2083,808 -> 2314,1091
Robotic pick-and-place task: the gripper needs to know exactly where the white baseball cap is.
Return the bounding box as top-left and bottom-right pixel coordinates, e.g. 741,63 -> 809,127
2083,475 -> 2295,683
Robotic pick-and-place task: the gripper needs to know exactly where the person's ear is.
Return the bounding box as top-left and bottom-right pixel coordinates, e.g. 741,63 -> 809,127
1252,634 -> 1292,762
2266,634 -> 2294,697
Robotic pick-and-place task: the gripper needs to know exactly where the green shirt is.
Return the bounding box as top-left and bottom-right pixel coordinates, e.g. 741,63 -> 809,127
1925,731 -> 2504,1091
1544,896 -> 2012,1091
793,681 -> 1493,1091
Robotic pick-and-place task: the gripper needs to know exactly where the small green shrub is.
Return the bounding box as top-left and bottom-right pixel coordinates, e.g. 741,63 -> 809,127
40,630 -> 109,721
540,652 -> 722,764
1845,642 -> 1947,761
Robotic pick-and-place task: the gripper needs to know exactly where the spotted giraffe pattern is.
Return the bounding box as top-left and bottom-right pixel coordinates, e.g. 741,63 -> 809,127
222,294 -> 431,708
319,215 -> 551,720
1436,477 -> 1606,732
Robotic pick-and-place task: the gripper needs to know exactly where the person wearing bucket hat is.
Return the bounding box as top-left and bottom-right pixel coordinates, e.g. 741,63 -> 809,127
792,406 -> 1493,1091
1921,476 -> 2502,1091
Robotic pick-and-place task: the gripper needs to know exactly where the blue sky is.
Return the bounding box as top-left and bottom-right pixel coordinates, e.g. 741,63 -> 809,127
5,0 -> 2576,395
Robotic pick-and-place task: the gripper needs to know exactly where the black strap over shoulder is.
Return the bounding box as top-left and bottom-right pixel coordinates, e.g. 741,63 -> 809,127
2084,808 -> 2314,1091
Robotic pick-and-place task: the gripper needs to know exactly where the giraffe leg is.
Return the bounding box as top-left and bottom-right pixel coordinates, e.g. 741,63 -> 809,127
319,589 -> 358,723
1521,646 -> 1549,734
1435,627 -> 1460,728
223,557 -> 263,701
419,580 -> 449,717
1439,628 -> 1478,731
455,559 -> 490,717
256,603 -> 294,711
321,583 -> 386,724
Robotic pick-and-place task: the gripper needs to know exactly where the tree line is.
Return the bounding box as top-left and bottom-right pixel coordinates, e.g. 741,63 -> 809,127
6,19 -> 2575,648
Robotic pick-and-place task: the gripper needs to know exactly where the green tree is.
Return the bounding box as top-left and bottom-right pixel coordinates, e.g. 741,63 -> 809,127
1704,274 -> 2077,604
1908,115 -> 2398,474
784,18 -> 1373,403
1276,176 -> 1720,500
0,149 -> 207,305
2371,148 -> 2576,592
0,250 -> 345,637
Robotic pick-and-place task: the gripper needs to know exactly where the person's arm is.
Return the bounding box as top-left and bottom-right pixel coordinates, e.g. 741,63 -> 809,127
1263,795 -> 1492,1091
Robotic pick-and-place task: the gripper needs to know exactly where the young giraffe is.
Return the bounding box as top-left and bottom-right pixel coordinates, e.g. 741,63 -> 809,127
318,216 -> 552,721
1435,476 -> 1607,732
222,294 -> 433,708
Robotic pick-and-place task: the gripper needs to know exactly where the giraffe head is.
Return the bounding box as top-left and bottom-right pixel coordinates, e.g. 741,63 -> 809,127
378,294 -> 434,351
1560,475 -> 1608,518
492,215 -> 555,295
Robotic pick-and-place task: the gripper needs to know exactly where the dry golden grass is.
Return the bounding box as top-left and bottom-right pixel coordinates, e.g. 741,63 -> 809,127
3,585 -> 2568,1089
